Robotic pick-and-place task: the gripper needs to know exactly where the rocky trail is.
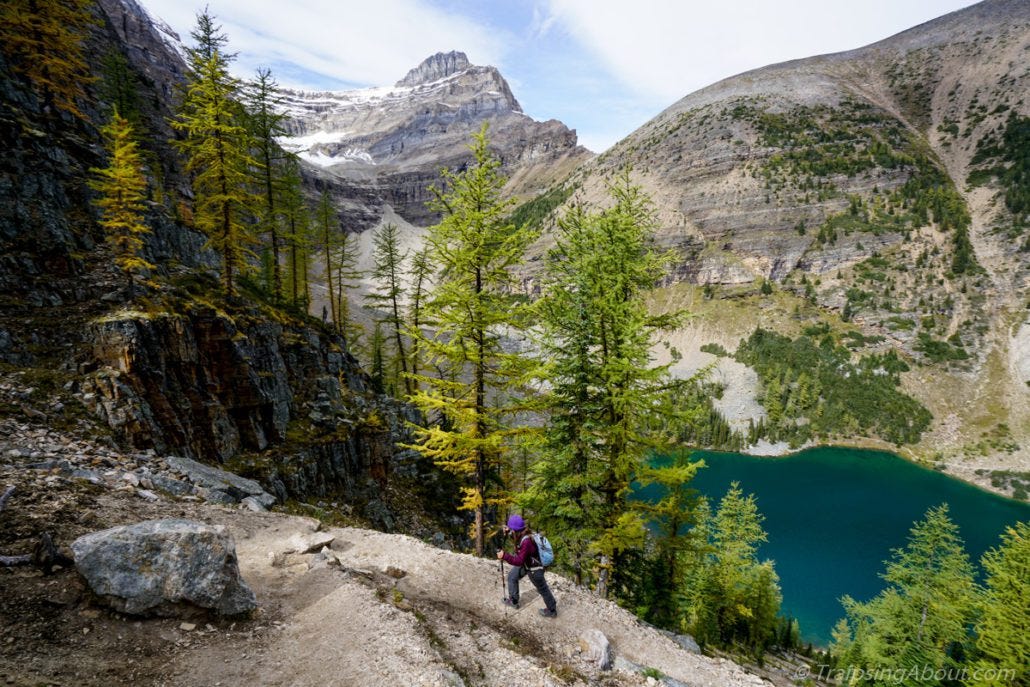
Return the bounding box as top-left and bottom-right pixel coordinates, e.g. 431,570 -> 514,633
0,379 -> 783,687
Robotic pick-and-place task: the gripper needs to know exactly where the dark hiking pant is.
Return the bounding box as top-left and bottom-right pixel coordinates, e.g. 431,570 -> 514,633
507,564 -> 556,612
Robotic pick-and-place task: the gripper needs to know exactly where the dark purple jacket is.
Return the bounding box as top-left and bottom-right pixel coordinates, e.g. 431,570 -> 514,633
502,533 -> 539,568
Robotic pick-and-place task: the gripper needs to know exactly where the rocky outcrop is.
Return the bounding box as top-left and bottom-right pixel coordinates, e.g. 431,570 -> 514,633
81,303 -> 361,460
164,455 -> 276,507
71,519 -> 257,616
76,298 -> 415,508
396,51 -> 472,87
70,290 -> 437,529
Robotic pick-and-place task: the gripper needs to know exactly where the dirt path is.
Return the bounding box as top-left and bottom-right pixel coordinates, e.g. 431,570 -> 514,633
155,515 -> 768,687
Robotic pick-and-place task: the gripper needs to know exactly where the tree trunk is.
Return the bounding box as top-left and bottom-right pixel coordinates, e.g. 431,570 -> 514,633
473,264 -> 486,558
596,554 -> 611,598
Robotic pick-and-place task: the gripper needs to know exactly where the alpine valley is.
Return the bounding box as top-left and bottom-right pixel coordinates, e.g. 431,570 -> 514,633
534,0 -> 1030,497
1,0 -> 1029,685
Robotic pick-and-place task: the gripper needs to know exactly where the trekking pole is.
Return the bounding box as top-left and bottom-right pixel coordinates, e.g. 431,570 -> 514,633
500,558 -> 506,600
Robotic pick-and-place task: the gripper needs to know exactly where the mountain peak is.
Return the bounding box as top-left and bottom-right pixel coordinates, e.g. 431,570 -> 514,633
396,51 -> 471,87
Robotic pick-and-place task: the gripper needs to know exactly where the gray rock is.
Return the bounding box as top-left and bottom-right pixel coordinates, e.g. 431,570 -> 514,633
396,51 -> 471,87
579,629 -> 613,671
307,546 -> 340,570
286,531 -> 335,554
656,628 -> 702,654
669,633 -> 700,654
241,493 -> 275,512
71,519 -> 256,616
150,473 -> 193,497
70,468 -> 104,485
201,488 -> 237,506
613,656 -> 643,674
164,455 -> 264,501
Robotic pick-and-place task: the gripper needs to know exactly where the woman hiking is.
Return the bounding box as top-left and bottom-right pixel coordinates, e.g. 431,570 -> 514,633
496,514 -> 557,617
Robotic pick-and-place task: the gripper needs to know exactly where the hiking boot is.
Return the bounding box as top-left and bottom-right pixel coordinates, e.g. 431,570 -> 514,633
539,608 -> 557,618
503,597 -> 518,608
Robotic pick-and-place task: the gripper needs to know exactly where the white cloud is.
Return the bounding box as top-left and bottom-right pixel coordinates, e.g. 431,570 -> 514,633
139,0 -> 506,88
543,0 -> 978,103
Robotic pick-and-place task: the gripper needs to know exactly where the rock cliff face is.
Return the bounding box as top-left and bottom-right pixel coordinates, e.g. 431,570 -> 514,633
279,51 -> 591,228
0,0 -> 444,522
78,294 -> 421,511
560,0 -> 1028,291
544,0 -> 1030,482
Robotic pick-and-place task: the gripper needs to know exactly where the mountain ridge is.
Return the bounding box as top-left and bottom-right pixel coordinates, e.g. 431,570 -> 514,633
278,51 -> 589,229
533,0 -> 1030,496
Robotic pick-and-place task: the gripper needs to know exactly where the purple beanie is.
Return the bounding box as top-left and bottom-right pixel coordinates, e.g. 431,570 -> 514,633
506,514 -> 525,531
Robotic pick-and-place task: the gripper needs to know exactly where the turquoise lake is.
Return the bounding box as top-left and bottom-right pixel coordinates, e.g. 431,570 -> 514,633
647,446 -> 1030,646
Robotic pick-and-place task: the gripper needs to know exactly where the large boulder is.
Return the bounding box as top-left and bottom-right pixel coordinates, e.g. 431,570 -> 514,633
164,455 -> 274,504
71,519 -> 257,616
578,629 -> 613,670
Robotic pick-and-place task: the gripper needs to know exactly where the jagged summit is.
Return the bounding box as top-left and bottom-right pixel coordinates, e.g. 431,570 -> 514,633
278,50 -> 587,227
396,50 -> 471,87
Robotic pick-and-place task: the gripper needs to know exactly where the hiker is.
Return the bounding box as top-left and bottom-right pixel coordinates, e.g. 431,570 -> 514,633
496,514 -> 557,617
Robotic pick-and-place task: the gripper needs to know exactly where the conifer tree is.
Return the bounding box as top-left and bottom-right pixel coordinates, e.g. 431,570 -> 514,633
407,246 -> 434,390
246,67 -> 288,300
171,11 -> 256,297
629,452 -> 706,629
522,172 -> 684,597
316,191 -> 339,326
365,223 -> 411,395
971,521 -> 1029,687
407,124 -> 535,557
279,156 -> 312,310
326,226 -> 363,347
705,482 -> 781,654
0,0 -> 94,119
369,321 -> 386,394
683,483 -> 783,651
833,505 -> 978,685
90,109 -> 153,287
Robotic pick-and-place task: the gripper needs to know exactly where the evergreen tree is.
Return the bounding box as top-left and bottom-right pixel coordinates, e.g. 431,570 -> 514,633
971,521 -> 1029,687
279,156 -> 312,310
406,124 -> 535,557
833,505 -> 978,686
407,246 -> 434,391
245,67 -> 288,300
171,11 -> 256,296
326,225 -> 363,347
365,223 -> 411,395
628,452 -> 706,629
369,321 -> 386,395
316,191 -> 340,326
0,0 -> 94,119
89,109 -> 153,287
694,481 -> 782,655
522,172 -> 684,597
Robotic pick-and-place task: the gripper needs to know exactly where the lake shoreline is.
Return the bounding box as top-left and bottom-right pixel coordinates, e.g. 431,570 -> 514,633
726,438 -> 1027,505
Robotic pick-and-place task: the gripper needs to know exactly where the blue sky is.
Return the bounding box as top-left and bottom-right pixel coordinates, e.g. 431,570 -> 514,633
140,0 -> 979,152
